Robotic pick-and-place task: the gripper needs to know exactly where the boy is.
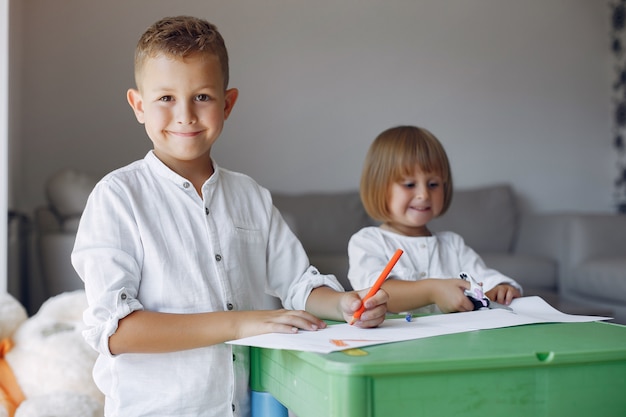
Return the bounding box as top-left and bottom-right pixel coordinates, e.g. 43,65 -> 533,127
72,16 -> 387,417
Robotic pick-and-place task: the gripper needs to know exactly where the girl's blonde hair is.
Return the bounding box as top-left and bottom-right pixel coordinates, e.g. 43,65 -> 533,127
360,126 -> 453,222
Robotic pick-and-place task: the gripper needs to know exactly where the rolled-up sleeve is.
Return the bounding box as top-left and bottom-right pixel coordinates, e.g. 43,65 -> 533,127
81,287 -> 143,357
284,265 -> 344,311
72,180 -> 145,357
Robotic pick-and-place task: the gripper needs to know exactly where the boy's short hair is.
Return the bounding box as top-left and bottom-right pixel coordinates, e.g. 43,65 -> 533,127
134,16 -> 230,90
360,125 -> 454,222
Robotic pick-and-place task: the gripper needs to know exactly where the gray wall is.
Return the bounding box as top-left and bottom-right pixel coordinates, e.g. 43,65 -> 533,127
9,0 -> 613,214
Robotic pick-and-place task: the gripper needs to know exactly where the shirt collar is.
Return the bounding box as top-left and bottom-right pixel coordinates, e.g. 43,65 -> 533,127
144,150 -> 221,191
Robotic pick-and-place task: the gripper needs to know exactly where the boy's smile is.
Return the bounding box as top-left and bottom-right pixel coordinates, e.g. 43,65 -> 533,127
127,53 -> 238,180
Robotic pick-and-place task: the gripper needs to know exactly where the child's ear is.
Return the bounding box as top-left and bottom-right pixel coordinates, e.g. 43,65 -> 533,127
223,88 -> 239,120
127,88 -> 145,124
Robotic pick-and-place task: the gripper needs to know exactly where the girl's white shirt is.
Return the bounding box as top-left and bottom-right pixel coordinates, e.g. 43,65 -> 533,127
348,226 -> 522,314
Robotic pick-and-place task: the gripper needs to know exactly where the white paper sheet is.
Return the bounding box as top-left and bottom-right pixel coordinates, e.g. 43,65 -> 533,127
226,296 -> 612,354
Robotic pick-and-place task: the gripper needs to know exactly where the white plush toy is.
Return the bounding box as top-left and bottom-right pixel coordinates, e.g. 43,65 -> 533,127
0,290 -> 103,417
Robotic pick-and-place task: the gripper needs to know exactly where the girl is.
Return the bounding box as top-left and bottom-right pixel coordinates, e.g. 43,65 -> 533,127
348,125 -> 522,314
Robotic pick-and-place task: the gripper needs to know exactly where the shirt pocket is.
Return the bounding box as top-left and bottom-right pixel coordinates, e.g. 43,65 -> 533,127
232,223 -> 264,243
229,222 -> 266,268
227,224 -> 268,305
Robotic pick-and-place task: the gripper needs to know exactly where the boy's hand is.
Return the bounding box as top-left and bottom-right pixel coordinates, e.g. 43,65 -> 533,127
486,284 -> 522,305
235,309 -> 327,340
343,288 -> 388,328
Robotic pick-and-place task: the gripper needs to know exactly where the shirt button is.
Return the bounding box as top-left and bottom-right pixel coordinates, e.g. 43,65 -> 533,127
120,293 -> 127,300
420,272 -> 427,277
232,354 -> 236,361
205,207 -> 209,215
183,182 -> 190,189
227,303 -> 234,310
232,404 -> 236,412
215,254 -> 222,262
311,269 -> 318,275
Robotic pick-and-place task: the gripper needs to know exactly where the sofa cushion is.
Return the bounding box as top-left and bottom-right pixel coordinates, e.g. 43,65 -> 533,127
272,191 -> 376,254
569,258 -> 626,305
569,214 -> 626,264
481,252 -> 557,293
429,184 -> 518,254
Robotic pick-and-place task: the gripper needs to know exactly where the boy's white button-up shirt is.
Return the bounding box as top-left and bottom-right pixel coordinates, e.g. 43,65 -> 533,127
348,227 -> 522,314
72,151 -> 343,417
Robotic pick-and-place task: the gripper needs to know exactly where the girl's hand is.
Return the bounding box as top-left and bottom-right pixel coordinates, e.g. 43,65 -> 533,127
486,284 -> 522,305
234,309 -> 327,340
432,278 -> 474,313
342,288 -> 388,328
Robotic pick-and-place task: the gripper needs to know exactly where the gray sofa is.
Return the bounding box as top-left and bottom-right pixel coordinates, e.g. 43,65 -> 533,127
34,169 -> 626,323
272,185 -> 555,294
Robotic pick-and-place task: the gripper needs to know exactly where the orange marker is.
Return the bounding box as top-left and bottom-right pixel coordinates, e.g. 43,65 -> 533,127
349,249 -> 403,325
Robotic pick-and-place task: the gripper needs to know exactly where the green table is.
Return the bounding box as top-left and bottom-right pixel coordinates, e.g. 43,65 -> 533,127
250,321 -> 626,417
